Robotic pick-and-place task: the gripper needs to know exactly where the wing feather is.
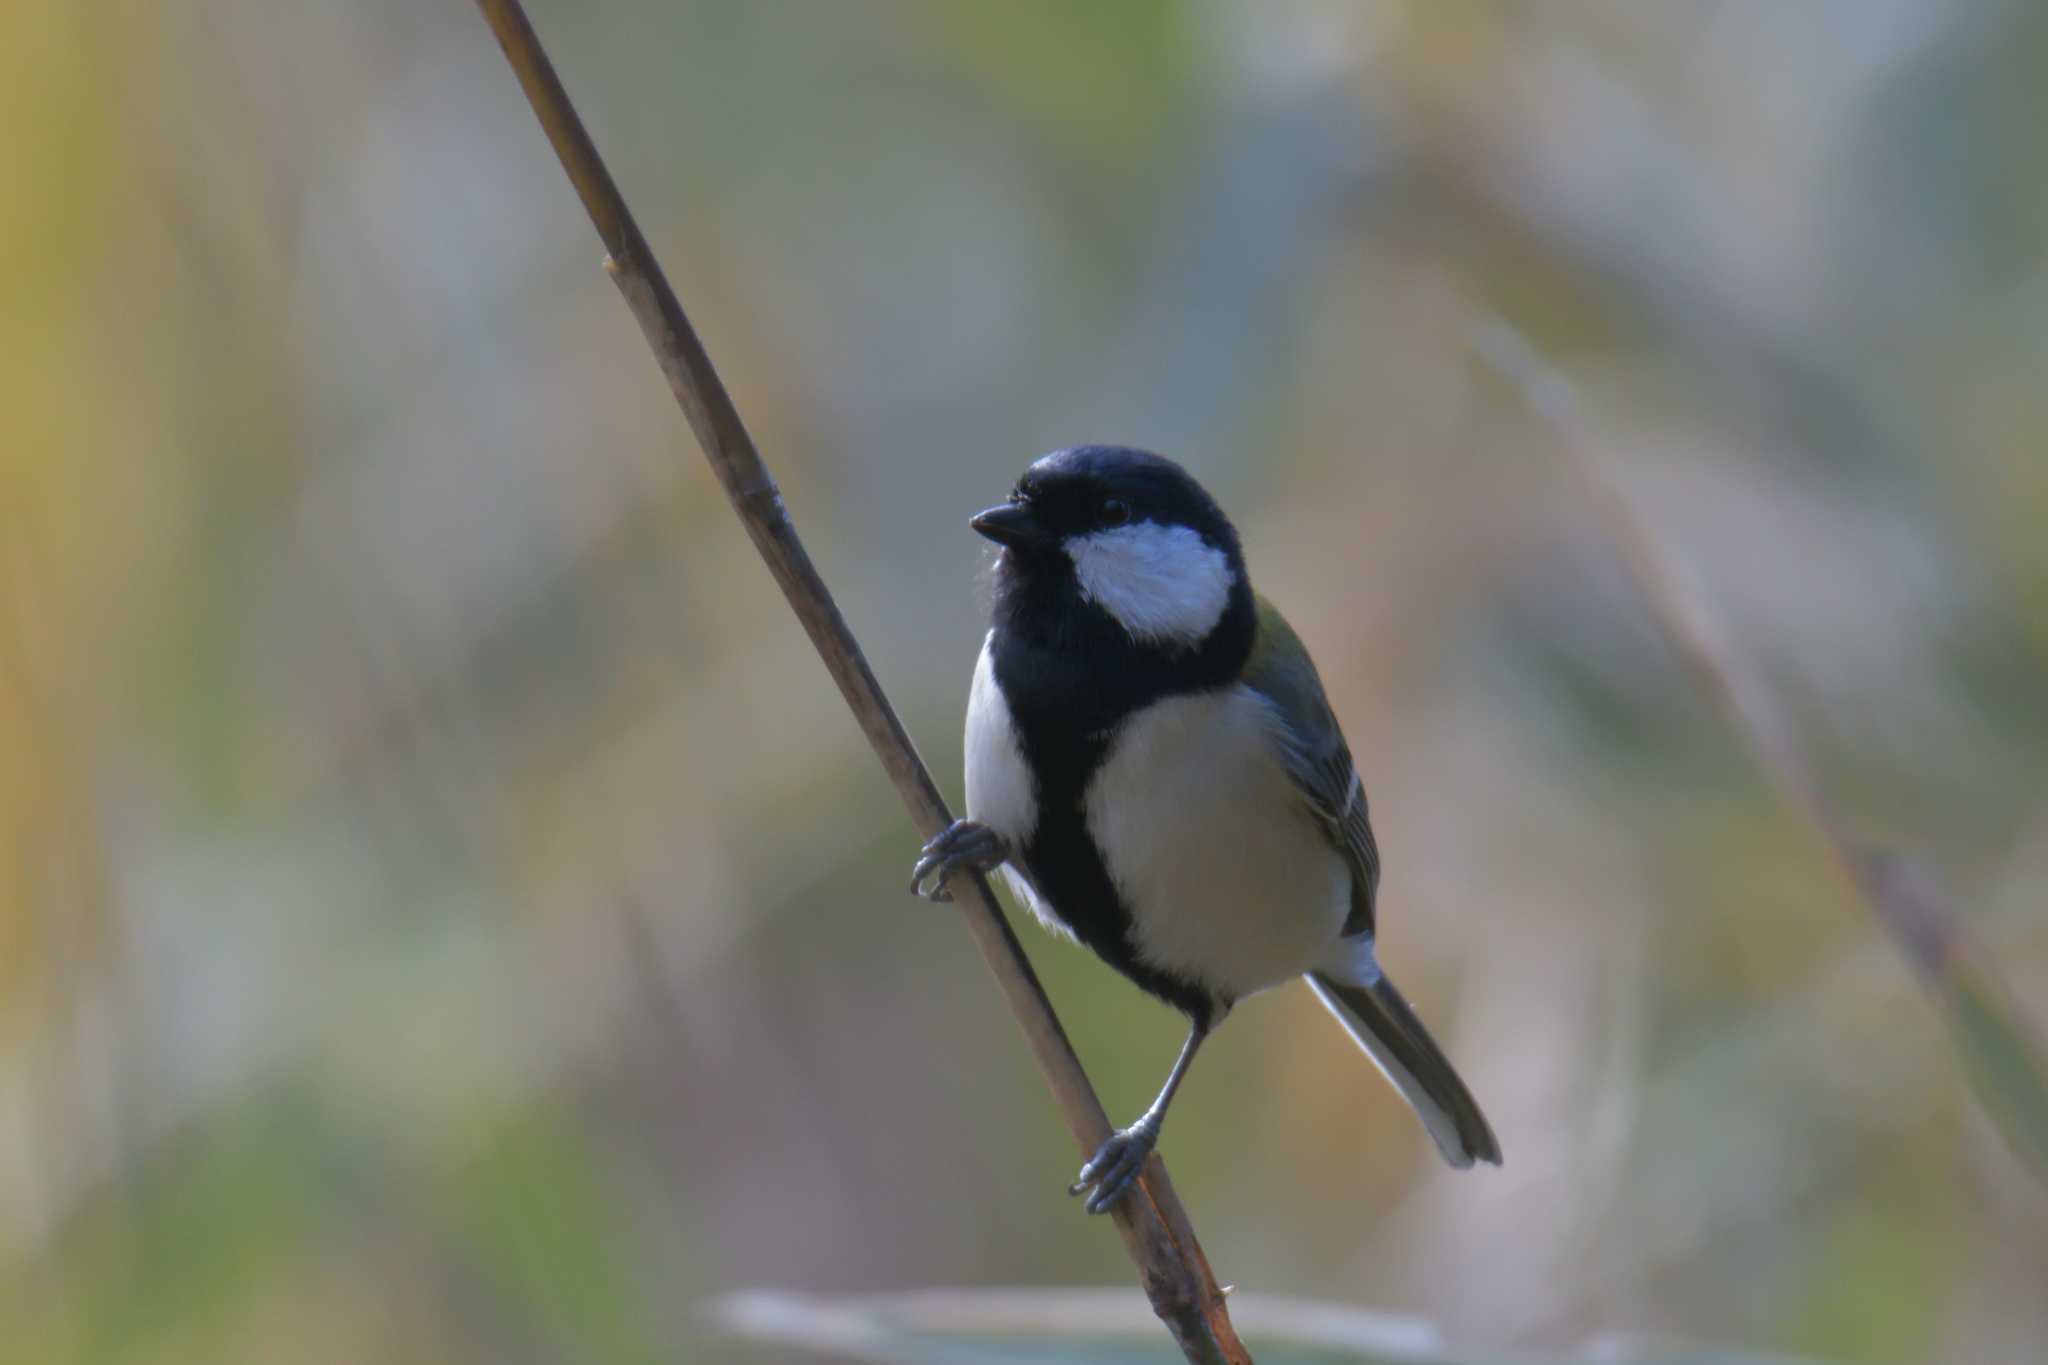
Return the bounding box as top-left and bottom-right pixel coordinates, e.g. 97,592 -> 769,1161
1240,597 -> 1380,938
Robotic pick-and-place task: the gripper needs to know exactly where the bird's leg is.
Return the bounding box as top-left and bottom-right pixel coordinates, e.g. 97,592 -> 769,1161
909,819 -> 1011,902
1070,1017 -> 1211,1215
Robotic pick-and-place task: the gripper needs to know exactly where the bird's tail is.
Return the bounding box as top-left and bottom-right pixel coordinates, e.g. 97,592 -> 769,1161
1306,970 -> 1501,1168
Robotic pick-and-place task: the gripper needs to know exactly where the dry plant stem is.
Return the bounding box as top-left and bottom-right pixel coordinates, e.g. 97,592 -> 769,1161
466,2 -> 1248,1360
1471,320 -> 2010,996
1478,321 -> 2048,1188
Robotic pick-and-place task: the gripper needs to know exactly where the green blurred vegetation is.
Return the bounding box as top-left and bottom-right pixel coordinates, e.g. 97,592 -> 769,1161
3,1 -> 2046,1362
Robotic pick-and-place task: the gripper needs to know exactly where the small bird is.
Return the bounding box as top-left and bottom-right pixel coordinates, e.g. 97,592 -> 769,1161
912,445 -> 1500,1212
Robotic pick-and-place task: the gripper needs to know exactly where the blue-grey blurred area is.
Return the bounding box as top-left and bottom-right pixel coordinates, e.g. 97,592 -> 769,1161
4,1 -> 2047,1361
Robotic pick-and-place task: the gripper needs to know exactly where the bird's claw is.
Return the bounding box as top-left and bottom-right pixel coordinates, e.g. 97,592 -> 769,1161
1069,1119 -> 1159,1215
909,819 -> 1010,901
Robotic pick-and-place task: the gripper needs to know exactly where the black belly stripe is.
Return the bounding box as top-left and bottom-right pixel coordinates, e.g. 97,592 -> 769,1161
1020,782 -> 1216,1023
990,626 -> 1250,1025
983,535 -> 1257,1025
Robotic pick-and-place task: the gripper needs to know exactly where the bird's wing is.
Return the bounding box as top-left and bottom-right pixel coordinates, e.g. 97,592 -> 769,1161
1240,595 -> 1380,939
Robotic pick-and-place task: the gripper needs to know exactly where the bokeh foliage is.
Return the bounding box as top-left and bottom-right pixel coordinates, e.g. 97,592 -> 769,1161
3,1 -> 2046,1362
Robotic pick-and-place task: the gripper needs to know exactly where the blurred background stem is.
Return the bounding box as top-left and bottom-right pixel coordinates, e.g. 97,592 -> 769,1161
1474,316 -> 2048,1185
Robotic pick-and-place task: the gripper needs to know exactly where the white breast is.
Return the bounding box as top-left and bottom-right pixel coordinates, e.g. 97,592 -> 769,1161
962,634 -> 1069,939
1084,685 -> 1352,1000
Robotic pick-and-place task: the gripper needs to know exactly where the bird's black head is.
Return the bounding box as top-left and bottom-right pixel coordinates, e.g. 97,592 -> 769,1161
973,446 -> 1240,559
974,447 -> 1254,676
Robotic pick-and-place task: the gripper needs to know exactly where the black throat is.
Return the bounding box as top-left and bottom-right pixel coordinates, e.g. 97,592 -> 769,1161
987,546 -> 1256,1022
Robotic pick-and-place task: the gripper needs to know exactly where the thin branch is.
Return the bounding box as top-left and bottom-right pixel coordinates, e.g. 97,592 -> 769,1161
464,2 -> 1251,1359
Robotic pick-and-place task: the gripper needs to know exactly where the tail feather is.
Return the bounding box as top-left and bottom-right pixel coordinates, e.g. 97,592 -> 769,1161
1307,970 -> 1501,1168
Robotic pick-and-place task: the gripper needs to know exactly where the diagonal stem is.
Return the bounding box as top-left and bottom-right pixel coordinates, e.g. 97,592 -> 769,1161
464,2 -> 1251,1360
1473,314 -> 2048,1186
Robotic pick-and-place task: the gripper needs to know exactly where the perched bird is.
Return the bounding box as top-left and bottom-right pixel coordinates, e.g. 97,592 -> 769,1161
912,445 -> 1500,1212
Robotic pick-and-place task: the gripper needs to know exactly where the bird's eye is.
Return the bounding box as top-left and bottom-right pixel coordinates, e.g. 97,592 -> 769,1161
1100,498 -> 1131,527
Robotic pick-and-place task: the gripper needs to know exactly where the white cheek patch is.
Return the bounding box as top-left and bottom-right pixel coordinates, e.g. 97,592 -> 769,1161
1064,522 -> 1235,645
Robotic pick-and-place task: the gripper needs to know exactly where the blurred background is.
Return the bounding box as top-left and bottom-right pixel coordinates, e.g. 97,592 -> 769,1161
4,1 -> 2047,1361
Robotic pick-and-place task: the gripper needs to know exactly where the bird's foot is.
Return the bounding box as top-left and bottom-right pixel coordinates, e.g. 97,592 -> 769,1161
909,820 -> 1010,902
1069,1117 -> 1159,1215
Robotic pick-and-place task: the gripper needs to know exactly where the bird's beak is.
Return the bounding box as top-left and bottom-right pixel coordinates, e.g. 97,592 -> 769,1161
970,502 -> 1052,550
